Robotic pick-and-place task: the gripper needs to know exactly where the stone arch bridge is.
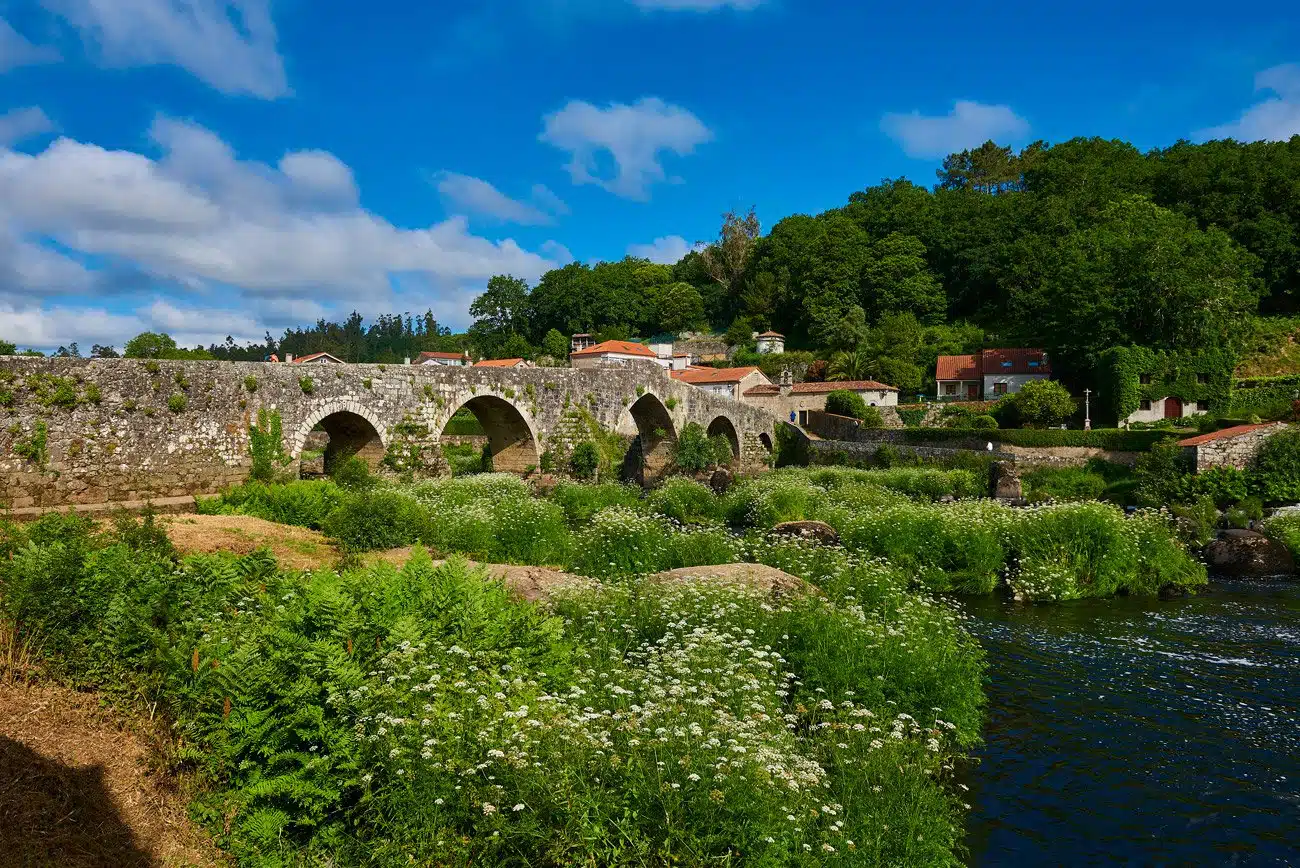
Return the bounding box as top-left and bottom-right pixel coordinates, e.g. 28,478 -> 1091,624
0,357 -> 778,511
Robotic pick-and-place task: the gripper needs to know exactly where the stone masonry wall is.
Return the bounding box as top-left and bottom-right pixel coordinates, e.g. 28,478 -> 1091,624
1191,423 -> 1288,472
0,357 -> 778,511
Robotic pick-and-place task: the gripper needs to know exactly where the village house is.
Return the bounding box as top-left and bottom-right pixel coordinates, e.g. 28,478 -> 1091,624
755,331 -> 785,355
473,358 -> 533,369
288,352 -> 345,365
570,333 -> 597,354
1179,423 -> 1289,472
936,349 -> 1050,400
413,351 -> 471,367
569,340 -> 670,370
743,376 -> 899,426
671,366 -> 772,401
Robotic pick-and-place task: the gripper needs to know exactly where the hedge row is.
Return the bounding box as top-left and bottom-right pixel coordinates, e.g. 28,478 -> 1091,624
892,428 -> 1176,451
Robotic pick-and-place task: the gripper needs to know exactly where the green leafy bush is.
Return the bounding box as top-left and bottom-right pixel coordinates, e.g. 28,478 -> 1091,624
167,392 -> 188,413
825,390 -> 884,428
647,477 -> 724,525
671,422 -> 732,472
322,489 -> 429,551
548,481 -> 641,525
299,376 -> 315,394
1248,428 -> 1300,502
568,441 -> 601,480
329,455 -> 373,489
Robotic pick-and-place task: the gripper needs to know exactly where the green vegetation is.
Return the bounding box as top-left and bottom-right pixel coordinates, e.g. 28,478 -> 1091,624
568,441 -> 600,480
1098,347 -> 1236,423
0,509 -> 985,867
12,422 -> 49,467
999,379 -> 1077,428
671,422 -> 733,472
167,392 -> 188,413
298,376 -> 315,395
248,408 -> 291,483
243,375 -> 258,392
825,390 -> 884,427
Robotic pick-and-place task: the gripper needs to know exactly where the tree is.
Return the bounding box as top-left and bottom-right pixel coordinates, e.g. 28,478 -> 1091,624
495,333 -> 534,360
541,329 -> 570,361
650,282 -> 706,335
700,207 -> 761,296
1004,380 -> 1078,428
124,332 -> 180,358
808,298 -> 868,352
724,317 -> 754,349
860,233 -> 946,323
91,344 -> 120,358
828,346 -> 873,382
0,340 -> 15,355
825,390 -> 883,427
55,342 -> 80,358
469,275 -> 531,357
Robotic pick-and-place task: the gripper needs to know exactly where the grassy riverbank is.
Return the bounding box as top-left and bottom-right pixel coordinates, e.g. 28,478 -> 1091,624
199,467 -> 1208,601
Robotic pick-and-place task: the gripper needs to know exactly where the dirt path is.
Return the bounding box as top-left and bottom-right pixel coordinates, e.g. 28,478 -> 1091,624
161,514 -> 340,570
0,683 -> 223,868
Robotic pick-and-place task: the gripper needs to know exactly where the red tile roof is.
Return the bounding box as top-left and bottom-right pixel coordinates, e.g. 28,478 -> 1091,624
936,354 -> 980,381
671,366 -> 764,385
744,384 -> 781,397
1177,423 -> 1281,447
791,380 -> 897,394
570,340 -> 657,358
414,351 -> 467,362
756,331 -> 784,338
292,351 -> 344,364
936,349 -> 1051,380
474,358 -> 525,367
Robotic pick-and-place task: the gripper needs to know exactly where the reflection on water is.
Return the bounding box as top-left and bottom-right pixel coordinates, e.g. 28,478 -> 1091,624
961,580 -> 1300,867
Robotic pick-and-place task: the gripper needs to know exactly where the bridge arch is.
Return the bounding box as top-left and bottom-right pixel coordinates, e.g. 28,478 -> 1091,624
291,401 -> 388,471
617,392 -> 677,481
759,431 -> 774,453
441,391 -> 540,474
706,415 -> 741,462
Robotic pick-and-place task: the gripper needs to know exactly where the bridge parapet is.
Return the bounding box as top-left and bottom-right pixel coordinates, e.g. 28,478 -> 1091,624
0,357 -> 776,511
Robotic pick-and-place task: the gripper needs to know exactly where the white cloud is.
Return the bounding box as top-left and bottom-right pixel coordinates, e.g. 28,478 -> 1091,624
40,0 -> 288,98
0,302 -> 146,349
0,16 -> 58,72
881,100 -> 1030,159
0,117 -> 563,337
435,172 -> 567,225
631,0 -> 763,9
1198,63 -> 1300,142
627,234 -> 700,264
0,107 -> 55,146
540,97 -> 712,200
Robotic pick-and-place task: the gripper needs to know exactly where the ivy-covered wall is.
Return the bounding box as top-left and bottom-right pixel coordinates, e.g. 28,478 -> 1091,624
1227,375 -> 1300,420
1096,347 -> 1237,423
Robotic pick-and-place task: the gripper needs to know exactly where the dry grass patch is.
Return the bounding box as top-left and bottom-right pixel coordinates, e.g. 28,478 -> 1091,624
160,514 -> 339,570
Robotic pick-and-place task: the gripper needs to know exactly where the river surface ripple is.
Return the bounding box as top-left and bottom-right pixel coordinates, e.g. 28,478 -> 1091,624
960,580 -> 1300,867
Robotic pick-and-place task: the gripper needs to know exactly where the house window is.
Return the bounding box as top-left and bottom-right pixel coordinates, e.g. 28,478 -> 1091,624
1139,374 -> 1152,385
1140,399 -> 1152,411
1197,373 -> 1209,384
1001,361 -> 1012,368
993,382 -> 1008,396
944,383 -> 958,396
1028,360 -> 1040,368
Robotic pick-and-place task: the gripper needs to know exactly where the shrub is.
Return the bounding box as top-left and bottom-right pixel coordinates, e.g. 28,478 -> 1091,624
322,489 -> 428,551
1000,380 -> 1077,428
647,477 -> 724,525
569,441 -> 601,480
1021,466 -> 1108,503
243,375 -> 257,392
299,376 -> 315,394
1248,428 -> 1300,502
825,390 -> 873,424
167,392 -> 188,413
201,479 -> 346,529
329,455 -> 373,489
1262,512 -> 1300,561
248,408 -> 291,483
548,481 -> 641,525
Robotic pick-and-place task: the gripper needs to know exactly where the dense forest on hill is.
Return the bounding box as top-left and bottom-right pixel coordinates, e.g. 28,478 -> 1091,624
12,136 -> 1299,388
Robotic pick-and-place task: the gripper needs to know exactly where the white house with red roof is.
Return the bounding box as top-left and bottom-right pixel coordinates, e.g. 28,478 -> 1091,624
936,349 -> 1050,400
413,351 -> 471,367
569,340 -> 676,371
755,331 -> 785,355
290,351 -> 345,365
671,366 -> 772,400
742,377 -> 899,425
473,358 -> 533,369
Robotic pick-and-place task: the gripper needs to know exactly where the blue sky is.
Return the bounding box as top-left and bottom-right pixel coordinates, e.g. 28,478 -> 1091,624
0,0 -> 1298,351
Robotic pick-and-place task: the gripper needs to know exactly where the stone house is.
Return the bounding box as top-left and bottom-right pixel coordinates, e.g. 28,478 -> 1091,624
671,366 -> 771,401
936,349 -> 1050,400
569,340 -> 671,371
1178,423 -> 1289,472
1123,394 -> 1209,426
413,351 -> 471,367
743,377 -> 898,426
570,333 -> 597,353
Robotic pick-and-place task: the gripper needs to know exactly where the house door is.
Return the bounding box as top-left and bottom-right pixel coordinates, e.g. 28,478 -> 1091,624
1164,397 -> 1183,419
966,383 -> 980,400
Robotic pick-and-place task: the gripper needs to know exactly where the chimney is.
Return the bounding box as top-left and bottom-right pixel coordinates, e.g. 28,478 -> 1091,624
403,356 -> 411,365
285,353 -> 294,363
780,367 -> 793,396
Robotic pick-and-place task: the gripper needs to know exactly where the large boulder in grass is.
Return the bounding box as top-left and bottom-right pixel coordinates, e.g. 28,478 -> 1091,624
1205,530 -> 1296,577
770,520 -> 840,547
709,468 -> 734,494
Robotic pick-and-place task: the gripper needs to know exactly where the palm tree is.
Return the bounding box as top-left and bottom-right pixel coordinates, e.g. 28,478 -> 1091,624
828,346 -> 874,381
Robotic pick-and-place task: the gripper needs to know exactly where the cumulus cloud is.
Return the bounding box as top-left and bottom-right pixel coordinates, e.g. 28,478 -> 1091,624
0,117 -> 565,348
881,100 -> 1030,159
627,234 -> 700,264
40,0 -> 288,98
0,107 -> 55,146
631,0 -> 763,9
435,172 -> 568,225
540,97 -> 712,200
1198,63 -> 1300,142
0,16 -> 58,71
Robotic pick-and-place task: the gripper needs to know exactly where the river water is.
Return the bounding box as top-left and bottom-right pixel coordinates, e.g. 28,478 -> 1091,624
961,580 -> 1300,867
